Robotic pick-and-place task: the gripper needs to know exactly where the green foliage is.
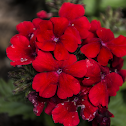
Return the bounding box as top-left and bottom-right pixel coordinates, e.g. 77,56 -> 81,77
100,0 -> 126,10
0,79 -> 36,119
109,91 -> 126,126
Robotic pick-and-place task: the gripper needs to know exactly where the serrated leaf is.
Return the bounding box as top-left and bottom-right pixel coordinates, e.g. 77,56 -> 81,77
0,79 -> 35,120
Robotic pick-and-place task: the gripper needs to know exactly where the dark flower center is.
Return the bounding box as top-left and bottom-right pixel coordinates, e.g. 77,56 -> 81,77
100,39 -> 106,46
53,37 -> 59,42
57,69 -> 62,74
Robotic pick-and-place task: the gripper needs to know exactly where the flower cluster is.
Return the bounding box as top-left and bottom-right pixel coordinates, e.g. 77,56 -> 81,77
6,2 -> 126,126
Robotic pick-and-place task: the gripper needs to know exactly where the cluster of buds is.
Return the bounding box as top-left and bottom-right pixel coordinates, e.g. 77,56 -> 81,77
6,2 -> 126,126
100,6 -> 126,32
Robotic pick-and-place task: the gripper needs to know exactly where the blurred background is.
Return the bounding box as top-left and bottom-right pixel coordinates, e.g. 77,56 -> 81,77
0,0 -> 126,126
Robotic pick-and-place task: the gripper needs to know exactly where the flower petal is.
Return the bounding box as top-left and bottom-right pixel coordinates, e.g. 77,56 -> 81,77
63,60 -> 87,78
107,35 -> 126,57
63,26 -> 81,44
37,10 -> 48,19
60,31 -> 78,52
32,72 -> 58,98
97,46 -> 113,66
89,82 -> 108,107
72,16 -> 91,39
32,18 -> 43,28
62,54 -> 77,67
59,2 -> 85,21
80,40 -> 101,58
16,21 -> 35,36
36,40 -> 56,51
27,91 -> 46,116
50,17 -> 69,37
104,72 -> 123,96
54,42 -> 69,61
6,35 -> 34,66
81,100 -> 98,121
32,51 -> 57,72
38,20 -> 53,33
90,20 -> 101,32
57,73 -> 80,99
52,102 -> 79,126
96,28 -> 114,42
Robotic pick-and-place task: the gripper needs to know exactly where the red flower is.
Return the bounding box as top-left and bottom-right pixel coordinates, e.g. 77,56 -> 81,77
76,86 -> 98,121
27,91 -> 46,116
52,101 -> 80,126
32,51 -> 87,99
92,106 -> 114,126
81,28 -> 126,66
16,19 -> 42,50
45,95 -> 66,115
81,28 -> 115,66
111,56 -> 126,82
107,35 -> 126,57
16,21 -> 36,37
59,2 -> 91,39
82,59 -> 123,106
6,34 -> 36,66
37,10 -> 52,19
82,20 -> 101,45
36,17 -> 81,60
28,91 -> 66,116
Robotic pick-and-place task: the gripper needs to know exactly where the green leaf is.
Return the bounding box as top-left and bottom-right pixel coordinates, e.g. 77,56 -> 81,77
0,78 -> 35,119
108,91 -> 126,126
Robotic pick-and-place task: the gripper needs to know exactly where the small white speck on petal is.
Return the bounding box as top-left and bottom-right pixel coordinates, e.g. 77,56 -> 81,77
72,24 -> 74,26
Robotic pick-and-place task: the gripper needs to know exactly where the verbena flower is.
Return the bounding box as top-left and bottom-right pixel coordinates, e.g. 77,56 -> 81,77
6,2 -> 126,126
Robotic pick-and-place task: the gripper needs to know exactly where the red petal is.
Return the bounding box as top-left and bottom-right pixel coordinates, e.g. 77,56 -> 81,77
54,42 -> 69,60
85,59 -> 101,77
36,41 -> 56,51
104,72 -> 123,96
107,35 -> 126,57
112,56 -> 124,70
89,82 -> 108,107
82,77 -> 101,86
38,20 -> 53,33
45,102 -> 56,115
16,21 -> 35,36
119,69 -> 126,82
59,2 -> 85,21
62,54 -> 77,67
63,60 -> 87,78
60,32 -> 78,52
81,100 -> 98,121
63,26 -> 81,44
37,30 -> 54,42
72,16 -> 91,39
80,40 -> 101,58
52,102 -> 79,126
96,28 -> 114,42
37,10 -> 48,19
32,72 -> 58,98
32,51 -> 57,72
57,73 -> 80,99
90,20 -> 101,32
45,96 -> 63,115
6,35 -> 34,66
27,91 -> 46,116
97,46 -> 113,66
50,17 -> 69,37
82,59 -> 101,86
32,18 -> 43,28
